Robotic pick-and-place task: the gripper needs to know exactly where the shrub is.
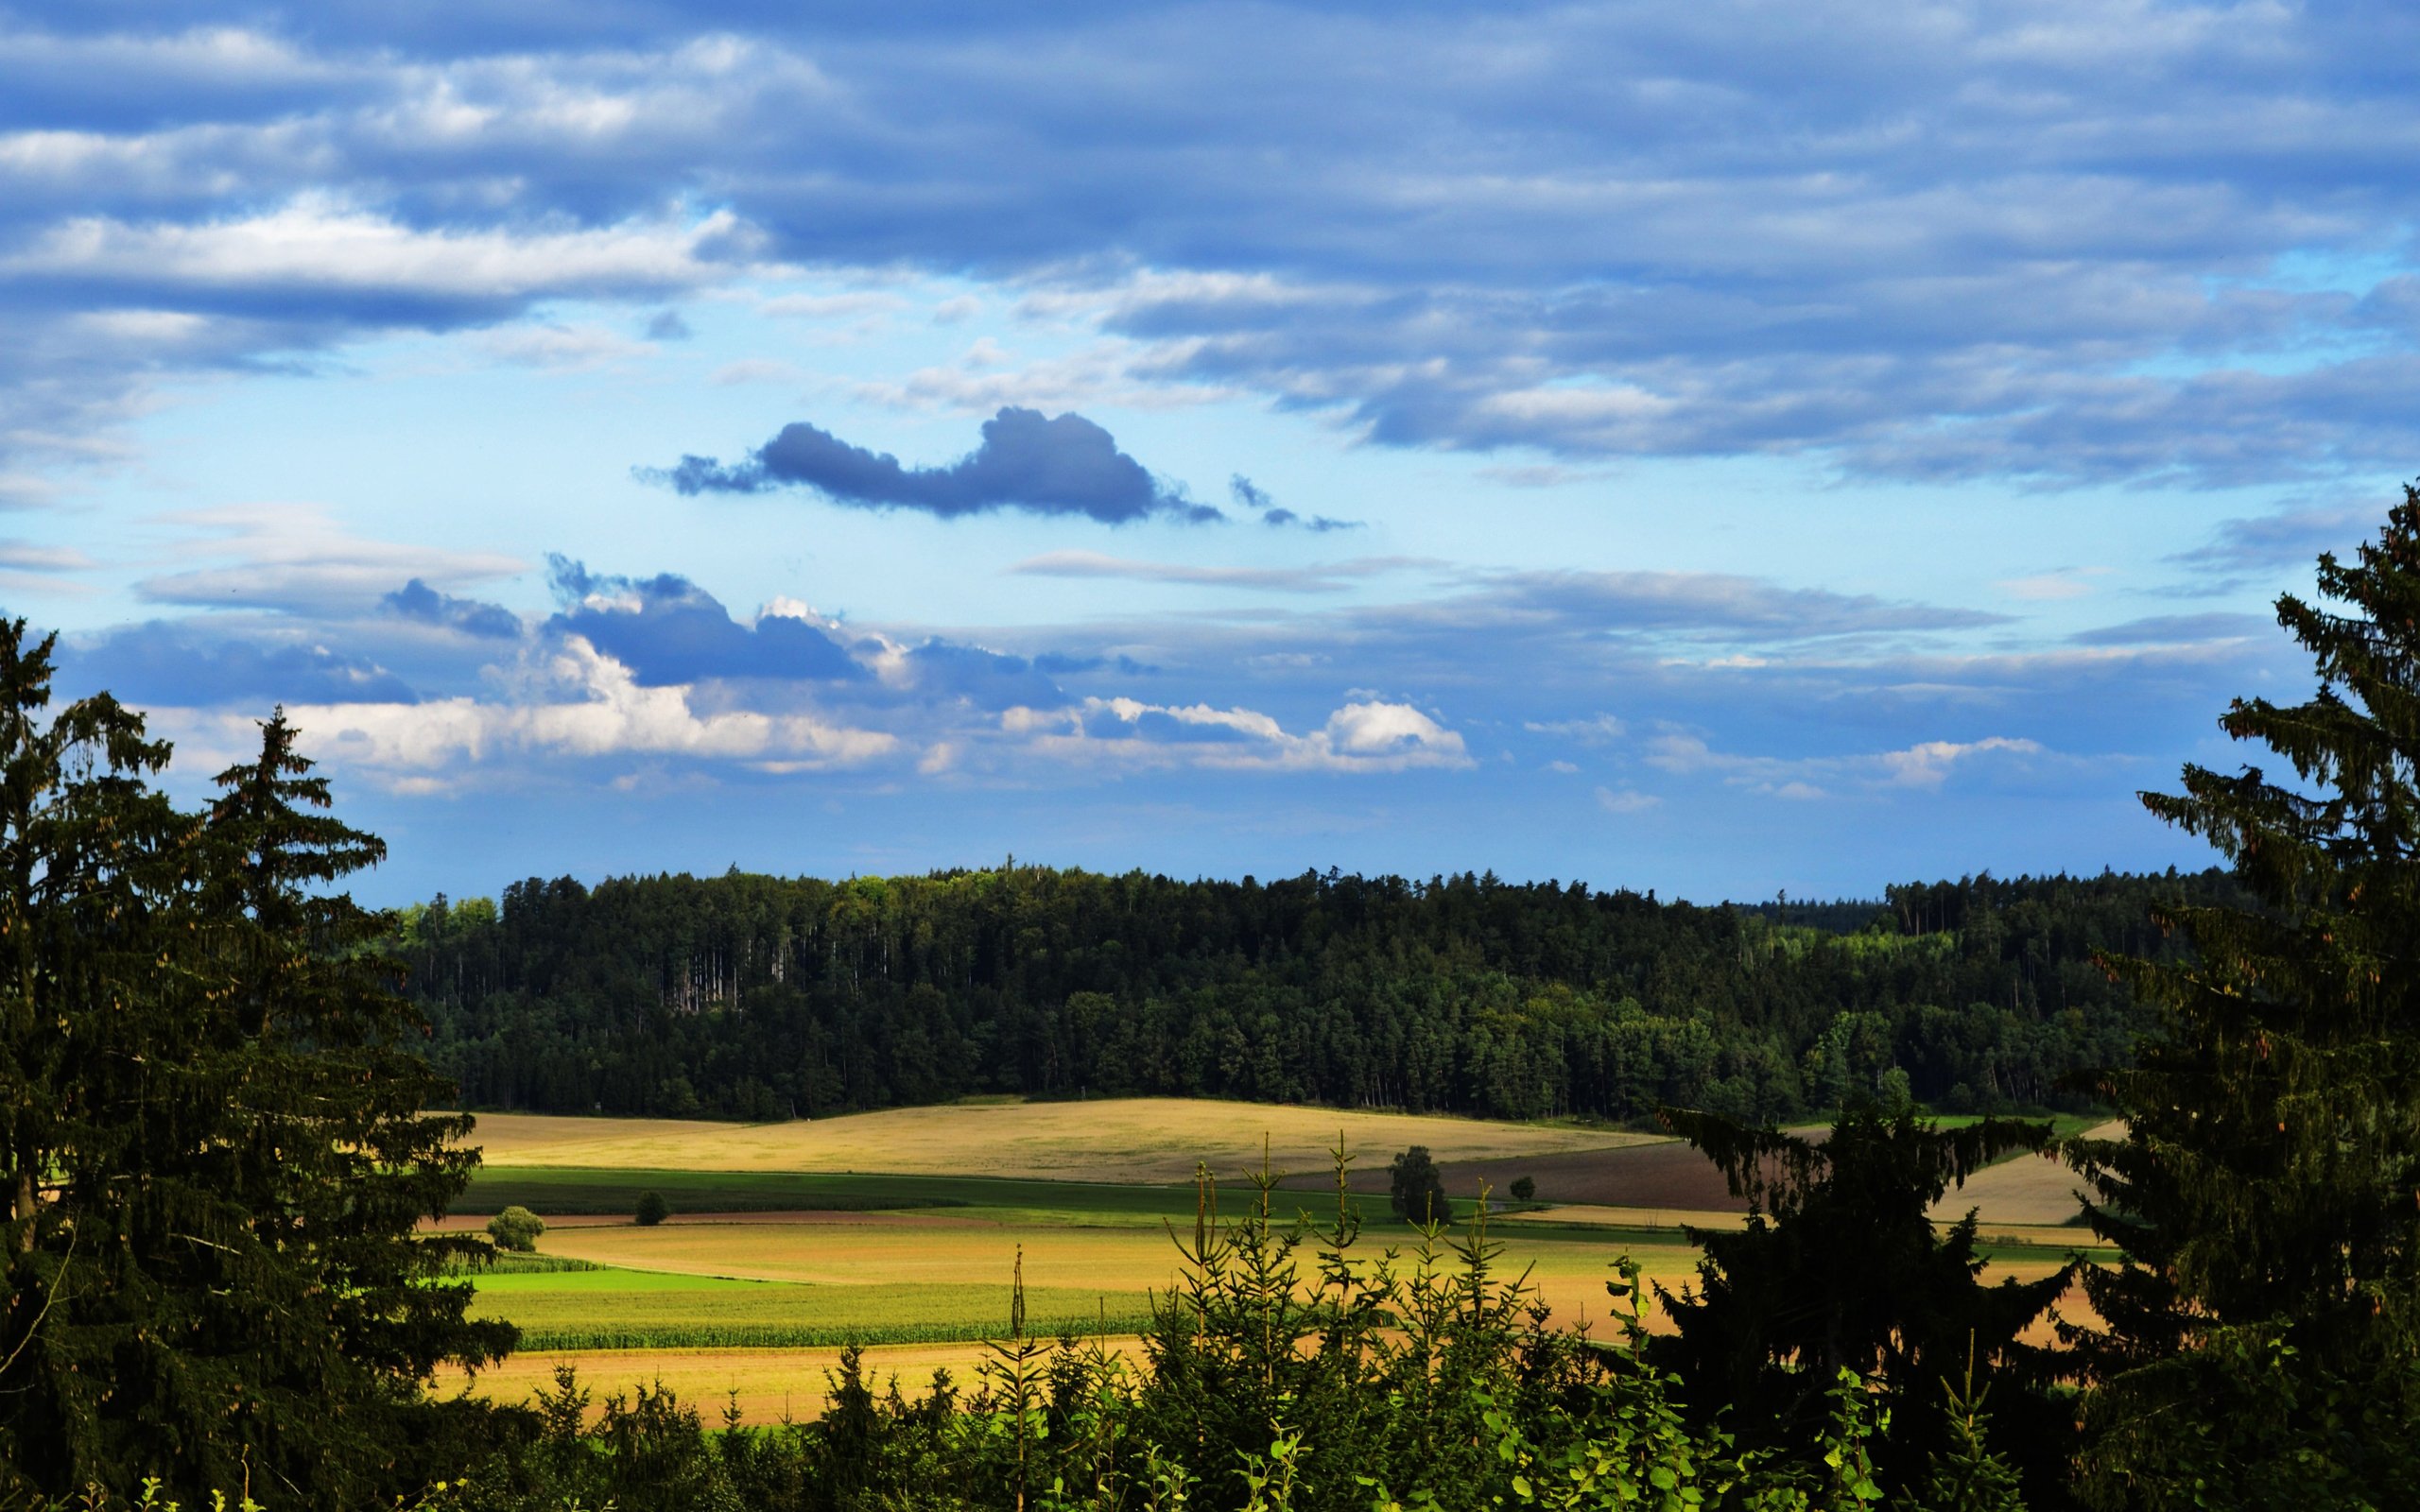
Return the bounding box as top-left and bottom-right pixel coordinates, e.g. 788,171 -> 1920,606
634,1191 -> 670,1227
486,1205 -> 545,1252
1509,1176 -> 1536,1203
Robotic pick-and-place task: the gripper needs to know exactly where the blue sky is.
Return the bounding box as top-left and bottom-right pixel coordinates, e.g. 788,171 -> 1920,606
5,0 -> 2414,903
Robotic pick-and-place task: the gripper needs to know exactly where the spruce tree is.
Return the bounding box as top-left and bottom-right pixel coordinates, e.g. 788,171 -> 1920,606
1652,1102 -> 2070,1497
0,654 -> 512,1503
2066,484 -> 2420,1507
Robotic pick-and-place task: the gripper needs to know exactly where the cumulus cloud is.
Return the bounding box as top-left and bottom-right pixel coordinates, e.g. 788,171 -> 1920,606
234,638 -> 895,787
645,406 -> 1219,524
545,557 -> 864,685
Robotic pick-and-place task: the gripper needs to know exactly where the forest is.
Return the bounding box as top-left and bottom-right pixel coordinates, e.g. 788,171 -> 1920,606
398,864 -> 2246,1125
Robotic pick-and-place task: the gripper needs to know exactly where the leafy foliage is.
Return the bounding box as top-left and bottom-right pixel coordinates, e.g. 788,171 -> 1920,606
486,1206 -> 546,1252
634,1190 -> 670,1227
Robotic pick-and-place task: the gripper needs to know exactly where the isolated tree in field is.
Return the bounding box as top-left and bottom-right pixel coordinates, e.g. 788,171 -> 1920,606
0,644 -> 510,1505
1389,1144 -> 1451,1225
489,1204 -> 547,1251
2066,484 -> 2420,1505
635,1190 -> 670,1227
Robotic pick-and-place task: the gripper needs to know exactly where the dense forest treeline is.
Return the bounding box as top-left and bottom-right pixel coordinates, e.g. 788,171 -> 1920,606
398,864 -> 2246,1125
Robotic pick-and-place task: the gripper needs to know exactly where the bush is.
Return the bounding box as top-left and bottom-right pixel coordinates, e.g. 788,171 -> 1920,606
486,1205 -> 545,1252
634,1190 -> 669,1227
1509,1176 -> 1536,1203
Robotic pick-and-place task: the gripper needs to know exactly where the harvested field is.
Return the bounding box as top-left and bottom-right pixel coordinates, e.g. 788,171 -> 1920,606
459,1100 -> 1649,1185
441,1340 -> 1085,1427
1927,1122 -> 2118,1228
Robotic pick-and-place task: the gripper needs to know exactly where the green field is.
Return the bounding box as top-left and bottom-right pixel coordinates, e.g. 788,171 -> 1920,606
467,1267 -> 1154,1349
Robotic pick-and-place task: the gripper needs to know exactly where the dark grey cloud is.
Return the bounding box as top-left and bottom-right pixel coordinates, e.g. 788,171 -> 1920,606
545,557 -> 864,685
648,407 -> 1219,524
898,641 -> 1071,712
61,621 -> 418,707
383,577 -> 519,639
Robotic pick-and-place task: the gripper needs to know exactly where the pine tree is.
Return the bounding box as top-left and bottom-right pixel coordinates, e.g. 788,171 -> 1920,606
1652,1102 -> 2072,1497
2066,484 -> 2420,1507
0,662 -> 512,1503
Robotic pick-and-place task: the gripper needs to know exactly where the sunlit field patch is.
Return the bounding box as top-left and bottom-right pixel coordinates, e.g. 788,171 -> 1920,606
458,1098 -> 1653,1184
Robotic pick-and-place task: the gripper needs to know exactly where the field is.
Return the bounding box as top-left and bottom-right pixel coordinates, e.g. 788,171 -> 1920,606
458,1097 -> 1655,1184
441,1103 -> 2101,1425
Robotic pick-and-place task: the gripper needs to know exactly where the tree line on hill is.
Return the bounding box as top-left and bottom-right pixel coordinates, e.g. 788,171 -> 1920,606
396,861 -> 2246,1128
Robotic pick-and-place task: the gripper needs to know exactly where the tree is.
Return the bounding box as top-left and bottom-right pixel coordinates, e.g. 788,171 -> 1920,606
1651,1101 -> 2070,1499
1509,1176 -> 1536,1202
2065,485 -> 2420,1507
489,1205 -> 547,1252
0,658 -> 512,1505
634,1190 -> 670,1227
1388,1145 -> 1451,1226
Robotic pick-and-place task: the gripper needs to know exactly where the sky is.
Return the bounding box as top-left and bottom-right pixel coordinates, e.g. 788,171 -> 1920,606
5,0 -> 2416,905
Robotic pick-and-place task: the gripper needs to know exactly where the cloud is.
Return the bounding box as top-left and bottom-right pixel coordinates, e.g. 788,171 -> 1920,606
9,9 -> 2420,485
2069,612 -> 2270,646
645,309 -> 691,340
1877,736 -> 2043,789
545,557 -> 864,685
382,577 -> 519,639
2169,502 -> 2384,573
645,406 -> 1220,524
0,539 -> 95,572
1228,472 -> 1360,532
1050,695 -> 1472,772
137,504 -> 523,615
234,638 -> 895,787
1596,786 -> 1659,814
63,619 -> 420,707
1009,550 -> 1417,593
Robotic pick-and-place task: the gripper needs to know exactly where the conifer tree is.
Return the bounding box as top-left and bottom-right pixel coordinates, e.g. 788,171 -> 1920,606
0,648 -> 511,1503
2066,484 -> 2420,1506
1652,1102 -> 2070,1496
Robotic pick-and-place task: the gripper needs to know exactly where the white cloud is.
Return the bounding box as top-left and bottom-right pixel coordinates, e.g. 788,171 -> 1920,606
9,197 -> 752,303
253,638 -> 895,786
1595,785 -> 1659,814
1027,696 -> 1471,774
1878,736 -> 2044,788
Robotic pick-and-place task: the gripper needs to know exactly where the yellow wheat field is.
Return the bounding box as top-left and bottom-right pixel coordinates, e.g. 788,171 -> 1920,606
459,1098 -> 1652,1184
